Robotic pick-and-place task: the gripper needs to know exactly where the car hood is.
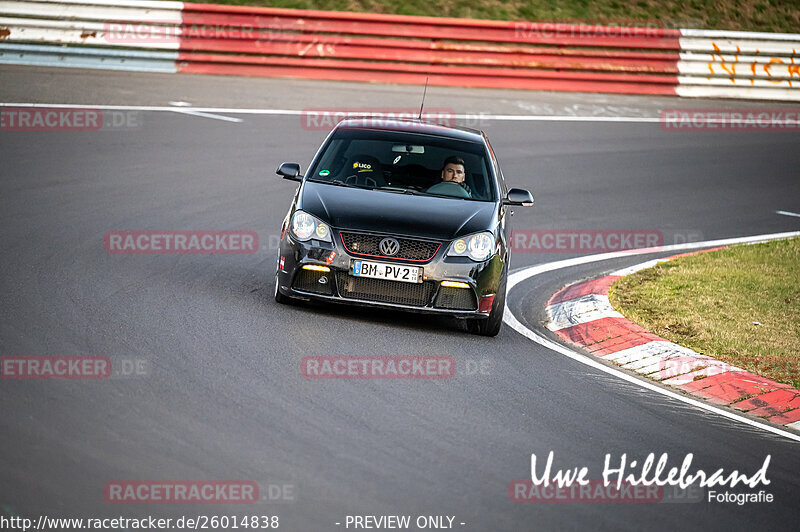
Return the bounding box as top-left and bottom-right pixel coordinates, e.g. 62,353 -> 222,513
299,180 -> 497,241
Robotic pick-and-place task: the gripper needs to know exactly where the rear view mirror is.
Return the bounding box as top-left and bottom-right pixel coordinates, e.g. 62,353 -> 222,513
392,144 -> 425,154
277,162 -> 302,181
503,188 -> 534,206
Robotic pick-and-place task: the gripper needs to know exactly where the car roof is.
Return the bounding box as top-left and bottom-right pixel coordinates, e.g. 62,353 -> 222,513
334,117 -> 486,143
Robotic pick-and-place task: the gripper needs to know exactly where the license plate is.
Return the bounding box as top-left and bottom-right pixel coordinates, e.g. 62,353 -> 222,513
352,260 -> 422,283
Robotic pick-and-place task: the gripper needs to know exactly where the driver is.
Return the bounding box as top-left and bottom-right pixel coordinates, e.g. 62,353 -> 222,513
439,156 -> 472,196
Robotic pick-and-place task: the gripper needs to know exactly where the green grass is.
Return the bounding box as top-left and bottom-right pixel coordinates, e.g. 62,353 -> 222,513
608,238 -> 800,388
204,0 -> 800,33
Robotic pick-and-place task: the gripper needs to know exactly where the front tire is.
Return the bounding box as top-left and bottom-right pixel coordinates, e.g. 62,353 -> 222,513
467,271 -> 506,337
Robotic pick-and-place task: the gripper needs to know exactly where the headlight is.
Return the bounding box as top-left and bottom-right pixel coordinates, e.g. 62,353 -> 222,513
447,232 -> 494,261
290,210 -> 331,242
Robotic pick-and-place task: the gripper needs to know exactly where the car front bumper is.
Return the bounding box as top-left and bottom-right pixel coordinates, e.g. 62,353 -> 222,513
276,231 -> 504,318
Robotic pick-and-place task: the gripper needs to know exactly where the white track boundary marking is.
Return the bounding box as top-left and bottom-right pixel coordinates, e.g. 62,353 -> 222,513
776,210 -> 800,218
503,231 -> 800,443
171,109 -> 242,123
0,103 -> 656,121
3,103 -> 800,124
2,102 -> 797,124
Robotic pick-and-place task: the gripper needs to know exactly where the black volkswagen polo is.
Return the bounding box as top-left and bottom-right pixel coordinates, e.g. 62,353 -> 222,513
274,117 -> 533,336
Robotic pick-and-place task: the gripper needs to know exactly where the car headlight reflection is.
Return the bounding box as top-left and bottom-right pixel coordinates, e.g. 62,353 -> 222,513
291,210 -> 332,242
447,232 -> 494,261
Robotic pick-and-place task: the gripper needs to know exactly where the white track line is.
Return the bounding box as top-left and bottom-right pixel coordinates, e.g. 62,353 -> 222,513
0,103 -> 300,114
0,103 -> 653,121
503,231 -> 800,443
3,103 -> 800,124
776,210 -> 800,218
170,109 -> 242,123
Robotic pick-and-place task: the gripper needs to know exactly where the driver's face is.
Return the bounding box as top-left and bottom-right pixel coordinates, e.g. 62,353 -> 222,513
442,163 -> 466,183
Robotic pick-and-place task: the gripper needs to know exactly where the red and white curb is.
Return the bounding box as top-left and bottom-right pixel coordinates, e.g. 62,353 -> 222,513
546,248 -> 800,430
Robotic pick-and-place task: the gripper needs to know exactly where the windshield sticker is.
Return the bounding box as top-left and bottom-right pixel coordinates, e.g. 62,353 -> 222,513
319,170 -> 330,176
393,155 -> 402,165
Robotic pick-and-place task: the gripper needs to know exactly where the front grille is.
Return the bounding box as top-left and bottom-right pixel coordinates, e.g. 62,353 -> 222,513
340,232 -> 440,262
292,268 -> 334,295
434,287 -> 478,311
335,272 -> 435,307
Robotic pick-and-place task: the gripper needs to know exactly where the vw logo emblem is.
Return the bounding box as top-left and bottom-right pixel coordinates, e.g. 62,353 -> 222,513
379,237 -> 400,256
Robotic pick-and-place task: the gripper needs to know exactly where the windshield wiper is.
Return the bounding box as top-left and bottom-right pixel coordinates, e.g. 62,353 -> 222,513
379,186 -> 423,195
309,179 -> 375,190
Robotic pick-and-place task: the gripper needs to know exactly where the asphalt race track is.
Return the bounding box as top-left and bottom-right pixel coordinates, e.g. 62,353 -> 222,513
2,65 -> 800,531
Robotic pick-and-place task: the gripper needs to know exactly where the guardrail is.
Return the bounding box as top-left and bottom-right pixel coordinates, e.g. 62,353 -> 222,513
1,0 -> 798,100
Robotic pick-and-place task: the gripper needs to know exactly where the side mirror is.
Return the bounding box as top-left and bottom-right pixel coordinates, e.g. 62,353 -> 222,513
277,162 -> 302,181
503,188 -> 534,206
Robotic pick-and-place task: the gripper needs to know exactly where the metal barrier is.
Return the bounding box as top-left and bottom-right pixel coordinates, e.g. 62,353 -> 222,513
1,0 -> 798,100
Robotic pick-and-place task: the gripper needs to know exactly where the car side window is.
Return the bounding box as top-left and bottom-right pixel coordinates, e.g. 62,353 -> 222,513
485,137 -> 507,198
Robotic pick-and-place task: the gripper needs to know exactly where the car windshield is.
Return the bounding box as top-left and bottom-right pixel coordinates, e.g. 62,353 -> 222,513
307,128 -> 497,201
